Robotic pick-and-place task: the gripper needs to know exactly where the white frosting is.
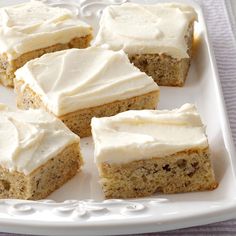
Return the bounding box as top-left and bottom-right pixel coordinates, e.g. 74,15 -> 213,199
15,47 -> 159,116
94,3 -> 197,59
0,105 -> 80,175
0,1 -> 92,60
91,104 -> 208,164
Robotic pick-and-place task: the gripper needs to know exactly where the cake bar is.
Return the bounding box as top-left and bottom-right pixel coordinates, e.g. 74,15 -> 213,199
14,47 -> 159,138
91,104 -> 217,199
0,105 -> 83,200
94,3 -> 197,86
0,1 -> 92,87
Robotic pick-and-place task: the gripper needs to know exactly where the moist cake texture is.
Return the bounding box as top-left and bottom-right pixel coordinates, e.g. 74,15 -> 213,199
91,104 -> 217,198
0,105 -> 83,200
0,1 -> 92,87
94,2 -> 197,86
15,47 -> 159,137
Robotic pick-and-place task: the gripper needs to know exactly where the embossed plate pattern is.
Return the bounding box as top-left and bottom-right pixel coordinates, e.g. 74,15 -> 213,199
0,0 -> 236,235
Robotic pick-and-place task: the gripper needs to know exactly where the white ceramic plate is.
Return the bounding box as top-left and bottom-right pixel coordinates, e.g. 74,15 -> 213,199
0,0 -> 236,235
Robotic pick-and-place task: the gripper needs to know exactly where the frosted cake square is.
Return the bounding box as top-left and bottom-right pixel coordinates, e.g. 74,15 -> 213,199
94,3 -> 197,86
0,1 -> 92,87
0,104 -> 83,200
14,47 -> 159,138
91,104 -> 217,199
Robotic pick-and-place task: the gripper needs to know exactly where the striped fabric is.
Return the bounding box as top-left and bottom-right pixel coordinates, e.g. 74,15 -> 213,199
135,220 -> 236,235
1,0 -> 236,235
201,0 -> 236,144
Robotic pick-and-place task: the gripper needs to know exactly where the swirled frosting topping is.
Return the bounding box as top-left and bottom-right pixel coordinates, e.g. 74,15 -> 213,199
0,1 -> 92,60
0,105 -> 80,175
15,47 -> 159,116
91,104 -> 208,164
94,2 -> 197,59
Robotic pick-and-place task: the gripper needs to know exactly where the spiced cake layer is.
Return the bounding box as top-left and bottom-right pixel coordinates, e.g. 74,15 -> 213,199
0,1 -> 92,87
94,3 -> 197,86
91,104 -> 217,199
0,105 -> 82,200
15,47 -> 159,137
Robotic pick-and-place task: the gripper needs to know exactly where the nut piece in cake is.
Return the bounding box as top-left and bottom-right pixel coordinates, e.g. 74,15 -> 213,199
94,2 -> 197,86
14,47 -> 159,138
0,1 -> 92,87
91,104 -> 217,199
0,104 -> 83,200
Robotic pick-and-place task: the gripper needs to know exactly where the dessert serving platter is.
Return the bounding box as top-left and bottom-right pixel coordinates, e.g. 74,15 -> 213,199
0,0 -> 236,235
